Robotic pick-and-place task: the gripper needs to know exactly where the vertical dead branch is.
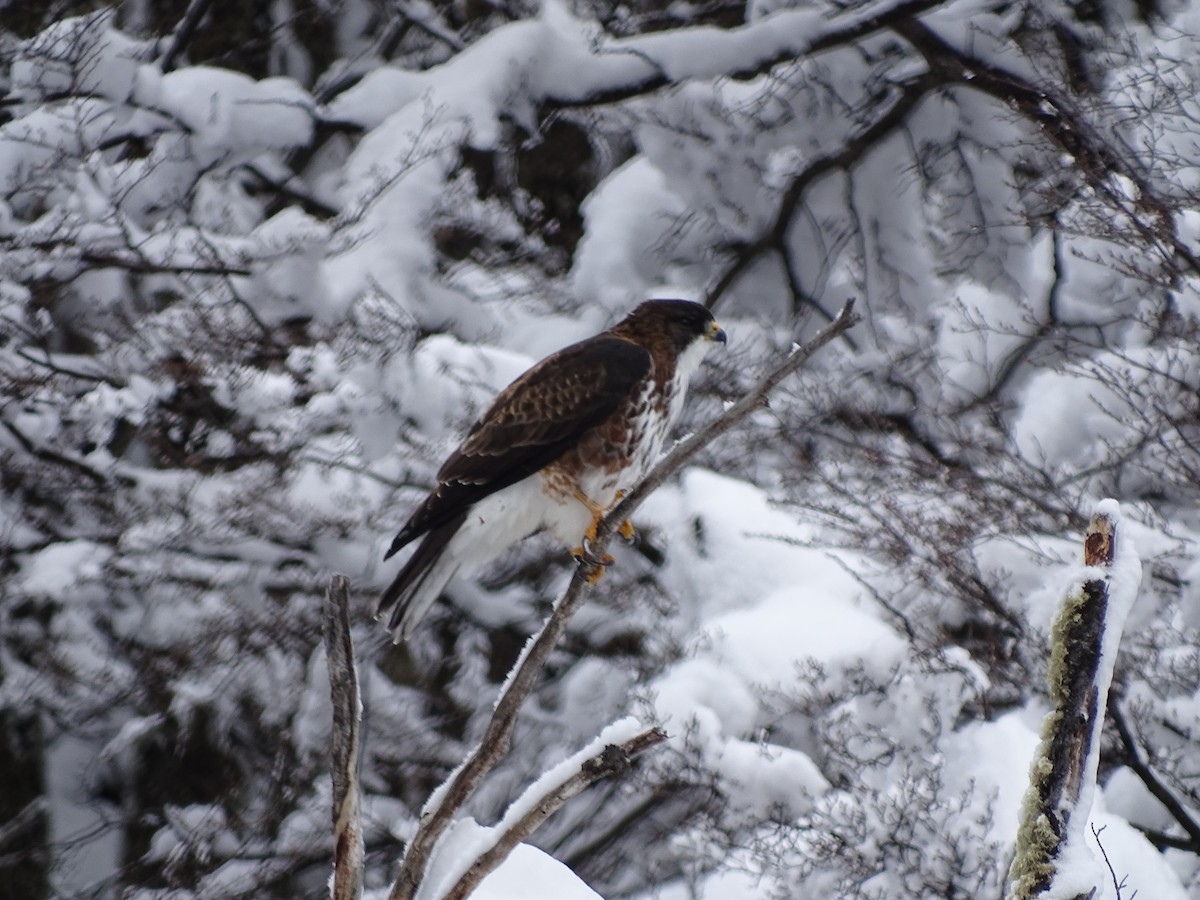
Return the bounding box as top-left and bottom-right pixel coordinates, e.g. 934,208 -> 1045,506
1006,506 -> 1127,900
388,301 -> 860,900
325,574 -> 364,900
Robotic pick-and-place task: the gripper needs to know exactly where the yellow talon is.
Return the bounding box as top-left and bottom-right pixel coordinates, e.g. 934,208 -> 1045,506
571,545 -> 612,584
571,546 -> 614,567
618,518 -> 636,542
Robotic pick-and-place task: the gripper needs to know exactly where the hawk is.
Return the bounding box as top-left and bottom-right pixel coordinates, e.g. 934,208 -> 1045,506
378,299 -> 726,640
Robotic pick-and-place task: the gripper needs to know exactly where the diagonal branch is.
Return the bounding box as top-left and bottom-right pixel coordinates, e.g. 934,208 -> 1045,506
388,299 -> 860,900
599,298 -> 860,547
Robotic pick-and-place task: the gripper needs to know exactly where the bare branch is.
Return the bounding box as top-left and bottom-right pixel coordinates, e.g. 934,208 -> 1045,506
388,300 -> 860,900
159,0 -> 217,73
1108,701 -> 1200,853
2,419 -> 112,487
324,574 -> 364,900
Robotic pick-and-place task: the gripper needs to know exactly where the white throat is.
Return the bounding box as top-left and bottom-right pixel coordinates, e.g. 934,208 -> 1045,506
664,337 -> 714,425
675,336 -> 714,383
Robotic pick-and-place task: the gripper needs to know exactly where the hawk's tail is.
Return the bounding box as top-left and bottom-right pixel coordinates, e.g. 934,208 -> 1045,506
377,513 -> 467,642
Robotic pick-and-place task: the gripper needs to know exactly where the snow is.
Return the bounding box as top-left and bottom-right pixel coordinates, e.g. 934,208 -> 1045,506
638,868 -> 772,900
47,734 -> 122,897
701,584 -> 905,685
144,67 -> 314,159
572,157 -> 690,310
17,540 -> 112,595
8,5 -> 1200,900
455,832 -> 603,900
1012,345 -> 1200,476
944,711 -> 1040,841
934,279 -> 1045,407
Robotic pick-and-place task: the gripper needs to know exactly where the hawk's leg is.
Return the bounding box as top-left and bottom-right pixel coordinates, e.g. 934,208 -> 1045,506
570,490 -> 615,581
571,488 -> 636,545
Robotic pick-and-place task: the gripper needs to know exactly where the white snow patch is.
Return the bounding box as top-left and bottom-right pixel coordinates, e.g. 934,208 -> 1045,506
19,540 -> 112,595
571,157 -> 689,310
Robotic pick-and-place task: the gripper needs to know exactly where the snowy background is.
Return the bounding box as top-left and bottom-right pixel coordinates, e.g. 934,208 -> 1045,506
2,1 -> 1199,897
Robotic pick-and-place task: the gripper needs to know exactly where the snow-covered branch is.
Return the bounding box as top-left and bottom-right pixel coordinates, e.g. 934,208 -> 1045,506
440,724 -> 667,900
547,0 -> 948,109
894,18 -> 1200,283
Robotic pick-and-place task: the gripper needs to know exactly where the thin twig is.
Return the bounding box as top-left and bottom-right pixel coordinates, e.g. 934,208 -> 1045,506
1091,824 -> 1126,900
388,299 -> 860,900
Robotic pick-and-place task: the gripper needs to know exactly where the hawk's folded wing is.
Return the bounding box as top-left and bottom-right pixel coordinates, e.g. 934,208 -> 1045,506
385,336 -> 652,558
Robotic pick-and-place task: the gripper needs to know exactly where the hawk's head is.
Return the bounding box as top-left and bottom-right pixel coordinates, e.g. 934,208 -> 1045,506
618,299 -> 727,367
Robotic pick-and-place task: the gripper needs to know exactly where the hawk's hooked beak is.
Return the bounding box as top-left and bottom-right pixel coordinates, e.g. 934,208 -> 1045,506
707,321 -> 727,345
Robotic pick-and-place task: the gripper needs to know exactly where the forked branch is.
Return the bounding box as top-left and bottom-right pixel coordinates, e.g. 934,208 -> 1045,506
441,727 -> 667,900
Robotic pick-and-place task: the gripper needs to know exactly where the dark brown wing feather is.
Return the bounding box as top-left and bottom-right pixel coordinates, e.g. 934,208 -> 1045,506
385,335 -> 652,558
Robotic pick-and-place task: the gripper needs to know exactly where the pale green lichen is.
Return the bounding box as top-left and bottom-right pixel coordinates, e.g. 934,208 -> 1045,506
1008,811 -> 1059,899
1047,585 -> 1092,709
1006,584 -> 1094,899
